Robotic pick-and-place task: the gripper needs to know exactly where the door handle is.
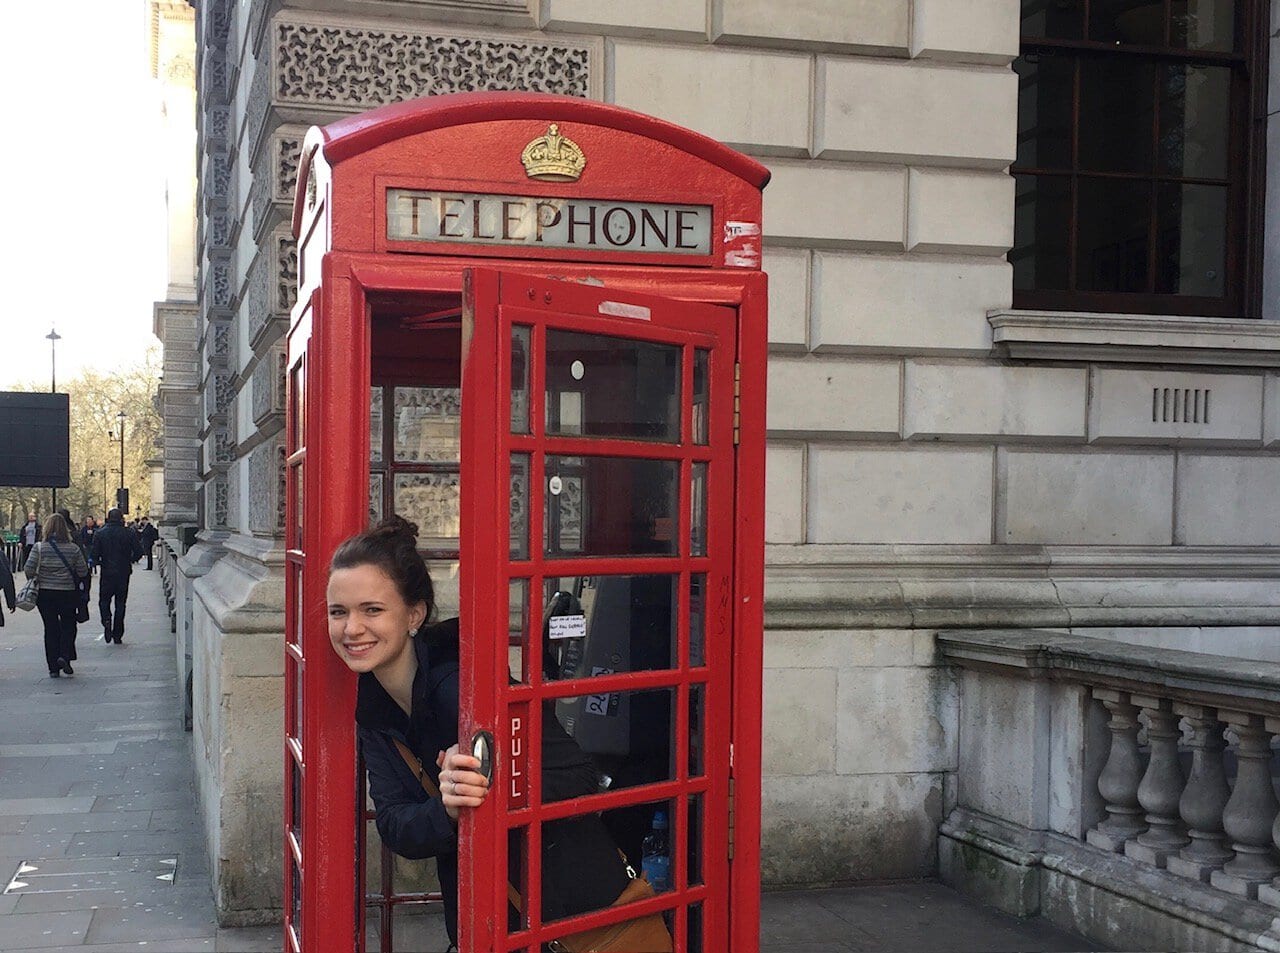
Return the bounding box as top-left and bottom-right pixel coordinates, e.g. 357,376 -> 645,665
471,729 -> 495,786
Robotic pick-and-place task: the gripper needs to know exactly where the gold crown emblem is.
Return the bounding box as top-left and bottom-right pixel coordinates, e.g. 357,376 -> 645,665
520,124 -> 586,182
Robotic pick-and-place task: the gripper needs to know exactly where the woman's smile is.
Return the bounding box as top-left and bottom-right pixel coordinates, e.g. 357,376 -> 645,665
326,564 -> 425,674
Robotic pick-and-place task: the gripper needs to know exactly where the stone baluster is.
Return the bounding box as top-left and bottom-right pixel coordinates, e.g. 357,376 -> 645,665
1257,717 -> 1280,910
1166,705 -> 1232,882
1125,696 -> 1189,867
1086,689 -> 1147,852
1210,712 -> 1280,899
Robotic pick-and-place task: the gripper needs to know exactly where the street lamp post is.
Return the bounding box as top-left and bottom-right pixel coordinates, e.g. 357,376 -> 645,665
115,410 -> 127,514
46,327 -> 61,512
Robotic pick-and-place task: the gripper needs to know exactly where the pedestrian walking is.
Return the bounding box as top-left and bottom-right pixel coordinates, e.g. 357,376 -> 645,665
20,512 -> 41,565
78,517 -> 98,572
138,517 -> 159,570
90,508 -> 144,644
23,514 -> 89,678
0,548 -> 15,628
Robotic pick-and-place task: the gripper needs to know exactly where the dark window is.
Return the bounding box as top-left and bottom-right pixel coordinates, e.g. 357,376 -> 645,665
1013,0 -> 1270,316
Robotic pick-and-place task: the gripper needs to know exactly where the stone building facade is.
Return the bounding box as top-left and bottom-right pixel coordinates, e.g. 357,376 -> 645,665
157,0 -> 1280,947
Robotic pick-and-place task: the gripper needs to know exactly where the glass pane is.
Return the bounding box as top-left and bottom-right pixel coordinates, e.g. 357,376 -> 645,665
687,795 -> 704,887
1079,56 -> 1156,174
545,456 -> 678,557
1014,53 -> 1073,170
542,798 -> 675,926
509,579 -> 528,683
1013,174 -> 1071,291
551,688 -> 675,793
394,472 -> 460,549
690,574 -> 706,668
511,326 -> 530,435
292,464 -> 303,550
394,386 -> 461,462
1089,0 -> 1165,44
370,386 -> 383,463
687,901 -> 703,953
690,463 -> 707,557
290,861 -> 302,937
369,472 -> 383,525
541,575 -> 678,682
1021,0 -> 1083,38
545,330 -> 680,442
1171,0 -> 1234,51
1157,182 -> 1227,296
510,454 -> 529,560
508,827 -> 528,932
289,761 -> 302,838
1158,64 -> 1230,179
1076,178 -> 1153,293
692,349 -> 710,446
689,684 -> 705,777
364,819 -> 384,895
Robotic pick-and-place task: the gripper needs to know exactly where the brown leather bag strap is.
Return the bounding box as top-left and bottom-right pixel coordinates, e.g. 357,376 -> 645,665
391,738 -> 525,912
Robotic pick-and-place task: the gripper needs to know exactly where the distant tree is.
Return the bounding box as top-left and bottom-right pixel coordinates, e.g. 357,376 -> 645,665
1,349 -> 162,530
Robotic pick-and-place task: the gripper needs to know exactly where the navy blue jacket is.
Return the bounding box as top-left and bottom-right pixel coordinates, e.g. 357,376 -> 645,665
356,618 -> 624,945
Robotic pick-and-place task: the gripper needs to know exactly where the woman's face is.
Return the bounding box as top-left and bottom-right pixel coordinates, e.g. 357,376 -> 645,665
326,563 -> 427,674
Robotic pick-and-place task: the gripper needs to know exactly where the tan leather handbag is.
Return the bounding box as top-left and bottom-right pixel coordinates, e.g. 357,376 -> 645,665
393,740 -> 673,952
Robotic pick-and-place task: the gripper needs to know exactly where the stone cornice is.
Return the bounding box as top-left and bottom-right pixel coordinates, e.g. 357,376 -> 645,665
765,544 -> 1280,628
989,310 -> 1280,367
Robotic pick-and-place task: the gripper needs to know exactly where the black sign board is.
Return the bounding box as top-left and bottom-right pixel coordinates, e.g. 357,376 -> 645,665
0,392 -> 70,487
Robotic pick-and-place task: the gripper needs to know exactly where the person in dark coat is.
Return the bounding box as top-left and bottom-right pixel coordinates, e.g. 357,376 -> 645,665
90,508 -> 144,644
328,517 -> 627,951
20,512 -> 41,565
78,517 -> 98,572
24,514 -> 89,677
0,548 -> 15,627
138,517 -> 160,570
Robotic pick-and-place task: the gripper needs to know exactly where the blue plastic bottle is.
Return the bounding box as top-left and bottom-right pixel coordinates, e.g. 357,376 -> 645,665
641,810 -> 671,892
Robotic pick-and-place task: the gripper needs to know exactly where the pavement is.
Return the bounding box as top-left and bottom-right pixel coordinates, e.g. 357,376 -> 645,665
0,566 -> 1103,953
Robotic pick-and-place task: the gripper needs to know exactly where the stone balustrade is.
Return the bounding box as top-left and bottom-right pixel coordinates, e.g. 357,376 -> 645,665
938,629 -> 1280,952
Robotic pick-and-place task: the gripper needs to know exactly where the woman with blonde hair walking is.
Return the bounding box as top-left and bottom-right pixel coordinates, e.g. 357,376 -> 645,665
24,513 -> 89,678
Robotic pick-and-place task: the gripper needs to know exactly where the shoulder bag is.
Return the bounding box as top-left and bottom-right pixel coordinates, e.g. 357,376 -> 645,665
47,541 -> 91,623
16,545 -> 39,611
392,739 -> 672,953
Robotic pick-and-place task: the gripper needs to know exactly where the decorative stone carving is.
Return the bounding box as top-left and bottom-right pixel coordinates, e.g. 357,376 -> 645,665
1211,713 -> 1280,898
201,52 -> 228,105
1167,706 -> 1233,882
213,430 -> 233,464
207,153 -> 231,200
248,435 -> 285,535
245,58 -> 272,161
278,135 -> 302,202
210,475 -> 229,529
1125,697 -> 1189,867
203,0 -> 231,51
246,253 -> 269,344
211,257 -> 232,308
208,210 -> 231,249
252,346 -> 287,426
277,235 -> 297,313
273,19 -> 593,112
1086,689 -> 1147,852
211,322 -> 230,363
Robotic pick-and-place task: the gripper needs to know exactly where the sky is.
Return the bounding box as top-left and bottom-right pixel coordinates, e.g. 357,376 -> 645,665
0,1 -> 169,391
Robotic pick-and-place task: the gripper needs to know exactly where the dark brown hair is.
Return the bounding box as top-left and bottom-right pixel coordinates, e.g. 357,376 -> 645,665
330,515 -> 434,616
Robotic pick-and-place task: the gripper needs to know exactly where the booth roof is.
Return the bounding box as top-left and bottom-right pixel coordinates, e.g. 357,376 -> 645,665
313,91 -> 772,188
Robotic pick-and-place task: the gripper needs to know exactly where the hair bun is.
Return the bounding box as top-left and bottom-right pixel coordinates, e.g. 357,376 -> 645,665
371,514 -> 419,542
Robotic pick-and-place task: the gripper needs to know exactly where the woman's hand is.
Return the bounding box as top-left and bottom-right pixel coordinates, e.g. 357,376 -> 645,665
437,744 -> 490,821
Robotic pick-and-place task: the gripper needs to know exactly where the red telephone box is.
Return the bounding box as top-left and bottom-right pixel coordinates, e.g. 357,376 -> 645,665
284,92 -> 767,953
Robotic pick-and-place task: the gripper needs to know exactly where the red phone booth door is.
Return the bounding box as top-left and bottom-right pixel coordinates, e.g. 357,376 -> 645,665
459,269 -> 738,953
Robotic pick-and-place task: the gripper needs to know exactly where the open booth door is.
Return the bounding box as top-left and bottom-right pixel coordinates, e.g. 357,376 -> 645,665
458,269 -> 738,953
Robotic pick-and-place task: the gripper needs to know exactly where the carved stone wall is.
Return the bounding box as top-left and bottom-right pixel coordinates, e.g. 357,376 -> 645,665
248,434 -> 286,536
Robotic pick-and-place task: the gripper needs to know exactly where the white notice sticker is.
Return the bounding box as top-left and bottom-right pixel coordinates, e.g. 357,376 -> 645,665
548,614 -> 587,640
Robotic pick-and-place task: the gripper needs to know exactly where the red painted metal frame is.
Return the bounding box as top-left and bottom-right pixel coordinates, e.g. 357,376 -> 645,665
285,92 -> 767,953
460,270 -> 738,952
